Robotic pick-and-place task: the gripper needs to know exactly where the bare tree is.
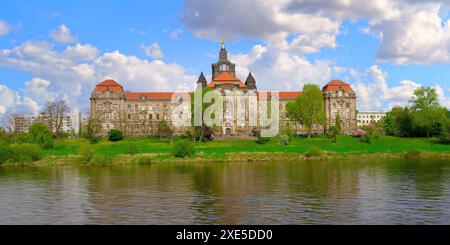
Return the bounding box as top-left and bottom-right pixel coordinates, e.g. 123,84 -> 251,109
44,100 -> 70,133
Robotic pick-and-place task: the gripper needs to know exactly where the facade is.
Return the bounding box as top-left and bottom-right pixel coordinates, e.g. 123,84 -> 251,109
90,42 -> 357,137
357,111 -> 387,127
13,112 -> 81,134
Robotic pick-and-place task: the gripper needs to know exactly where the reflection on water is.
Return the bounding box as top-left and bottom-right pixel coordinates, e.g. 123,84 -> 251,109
0,159 -> 450,224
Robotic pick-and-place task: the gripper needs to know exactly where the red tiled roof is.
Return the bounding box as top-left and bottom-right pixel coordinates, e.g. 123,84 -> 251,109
257,92 -> 302,100
126,92 -> 178,100
94,79 -> 124,93
322,80 -> 353,92
208,71 -> 247,88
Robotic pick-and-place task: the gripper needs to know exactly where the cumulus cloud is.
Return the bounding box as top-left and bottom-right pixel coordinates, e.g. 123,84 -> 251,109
50,24 -> 77,43
0,84 -> 39,116
64,43 -> 99,61
182,0 -> 340,54
370,3 -> 450,65
351,65 -> 450,110
182,0 -> 450,65
0,40 -> 196,117
229,44 -> 338,91
141,42 -> 164,60
0,20 -> 11,37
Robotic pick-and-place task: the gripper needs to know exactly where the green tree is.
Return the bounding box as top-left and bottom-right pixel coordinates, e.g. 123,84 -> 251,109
28,123 -> 54,149
335,113 -> 342,134
85,116 -> 102,144
286,84 -> 325,138
382,107 -> 413,137
190,86 -> 218,142
409,87 -> 445,137
108,129 -> 123,141
157,120 -> 173,143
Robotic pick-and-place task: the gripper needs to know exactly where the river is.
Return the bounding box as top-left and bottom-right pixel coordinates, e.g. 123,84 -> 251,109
1,159 -> 449,224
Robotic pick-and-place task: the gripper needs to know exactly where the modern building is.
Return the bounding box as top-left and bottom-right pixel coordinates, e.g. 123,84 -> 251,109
357,111 -> 387,127
13,112 -> 81,134
90,41 -> 358,137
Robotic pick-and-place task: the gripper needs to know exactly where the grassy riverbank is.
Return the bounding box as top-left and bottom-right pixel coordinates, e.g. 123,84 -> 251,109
2,135 -> 449,167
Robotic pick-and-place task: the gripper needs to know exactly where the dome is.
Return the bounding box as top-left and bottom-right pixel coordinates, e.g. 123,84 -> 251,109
94,79 -> 125,93
322,80 -> 353,92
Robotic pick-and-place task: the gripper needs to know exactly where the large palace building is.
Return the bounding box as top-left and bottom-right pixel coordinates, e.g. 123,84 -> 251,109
90,41 -> 357,137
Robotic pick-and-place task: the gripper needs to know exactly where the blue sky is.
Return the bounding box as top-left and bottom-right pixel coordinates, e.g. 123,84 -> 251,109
0,0 -> 449,117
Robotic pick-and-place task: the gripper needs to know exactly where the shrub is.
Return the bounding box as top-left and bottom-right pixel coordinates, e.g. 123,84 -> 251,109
108,129 -> 123,142
28,123 -> 54,149
305,147 -> 322,157
351,129 -> 367,137
78,144 -> 95,164
89,136 -> 102,144
89,154 -> 112,164
278,134 -> 290,146
256,136 -> 270,144
172,140 -> 195,158
0,142 -> 13,164
135,157 -> 152,165
405,150 -> 422,158
10,144 -> 42,162
12,133 -> 31,144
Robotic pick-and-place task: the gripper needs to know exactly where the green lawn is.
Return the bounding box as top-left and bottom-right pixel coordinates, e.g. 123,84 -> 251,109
43,135 -> 450,159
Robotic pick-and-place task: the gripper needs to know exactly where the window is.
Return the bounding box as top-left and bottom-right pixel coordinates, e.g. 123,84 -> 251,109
156,114 -> 160,120
135,104 -> 139,110
149,114 -> 153,120
128,105 -> 131,110
128,114 -> 131,120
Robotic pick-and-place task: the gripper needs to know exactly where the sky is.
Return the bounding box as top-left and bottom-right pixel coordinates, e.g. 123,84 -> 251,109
0,0 -> 450,121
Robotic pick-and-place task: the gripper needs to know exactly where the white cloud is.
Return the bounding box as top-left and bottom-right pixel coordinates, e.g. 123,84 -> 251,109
350,65 -> 450,110
23,78 -> 57,108
50,24 -> 77,43
230,44 -> 337,91
0,84 -> 39,116
182,0 -> 450,65
64,43 -> 99,61
141,42 -> 164,60
370,3 -> 450,64
182,0 -> 340,54
0,20 -> 11,37
0,40 -> 197,117
170,29 -> 183,39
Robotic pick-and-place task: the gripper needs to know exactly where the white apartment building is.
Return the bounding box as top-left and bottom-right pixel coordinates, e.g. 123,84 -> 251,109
357,111 -> 387,127
14,112 -> 81,134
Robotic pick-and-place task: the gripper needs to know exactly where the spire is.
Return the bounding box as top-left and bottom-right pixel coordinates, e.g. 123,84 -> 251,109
197,72 -> 208,87
221,38 -> 225,50
245,72 -> 257,89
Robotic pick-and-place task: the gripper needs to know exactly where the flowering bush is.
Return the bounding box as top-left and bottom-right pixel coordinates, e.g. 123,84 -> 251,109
351,129 -> 367,137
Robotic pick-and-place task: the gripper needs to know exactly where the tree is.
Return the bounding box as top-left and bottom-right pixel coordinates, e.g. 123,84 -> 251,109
409,87 -> 443,137
286,84 -> 325,138
382,107 -> 413,137
28,122 -> 54,149
410,87 -> 439,111
328,113 -> 342,143
335,113 -> 342,134
85,116 -> 102,144
190,86 -> 217,142
157,120 -> 173,142
44,100 -> 70,134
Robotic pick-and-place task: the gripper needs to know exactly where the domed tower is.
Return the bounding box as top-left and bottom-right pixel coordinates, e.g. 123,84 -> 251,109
211,39 -> 236,79
322,80 -> 357,134
90,79 -> 127,134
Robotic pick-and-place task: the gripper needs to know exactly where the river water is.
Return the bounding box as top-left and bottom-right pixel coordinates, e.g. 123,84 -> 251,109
1,159 -> 449,224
